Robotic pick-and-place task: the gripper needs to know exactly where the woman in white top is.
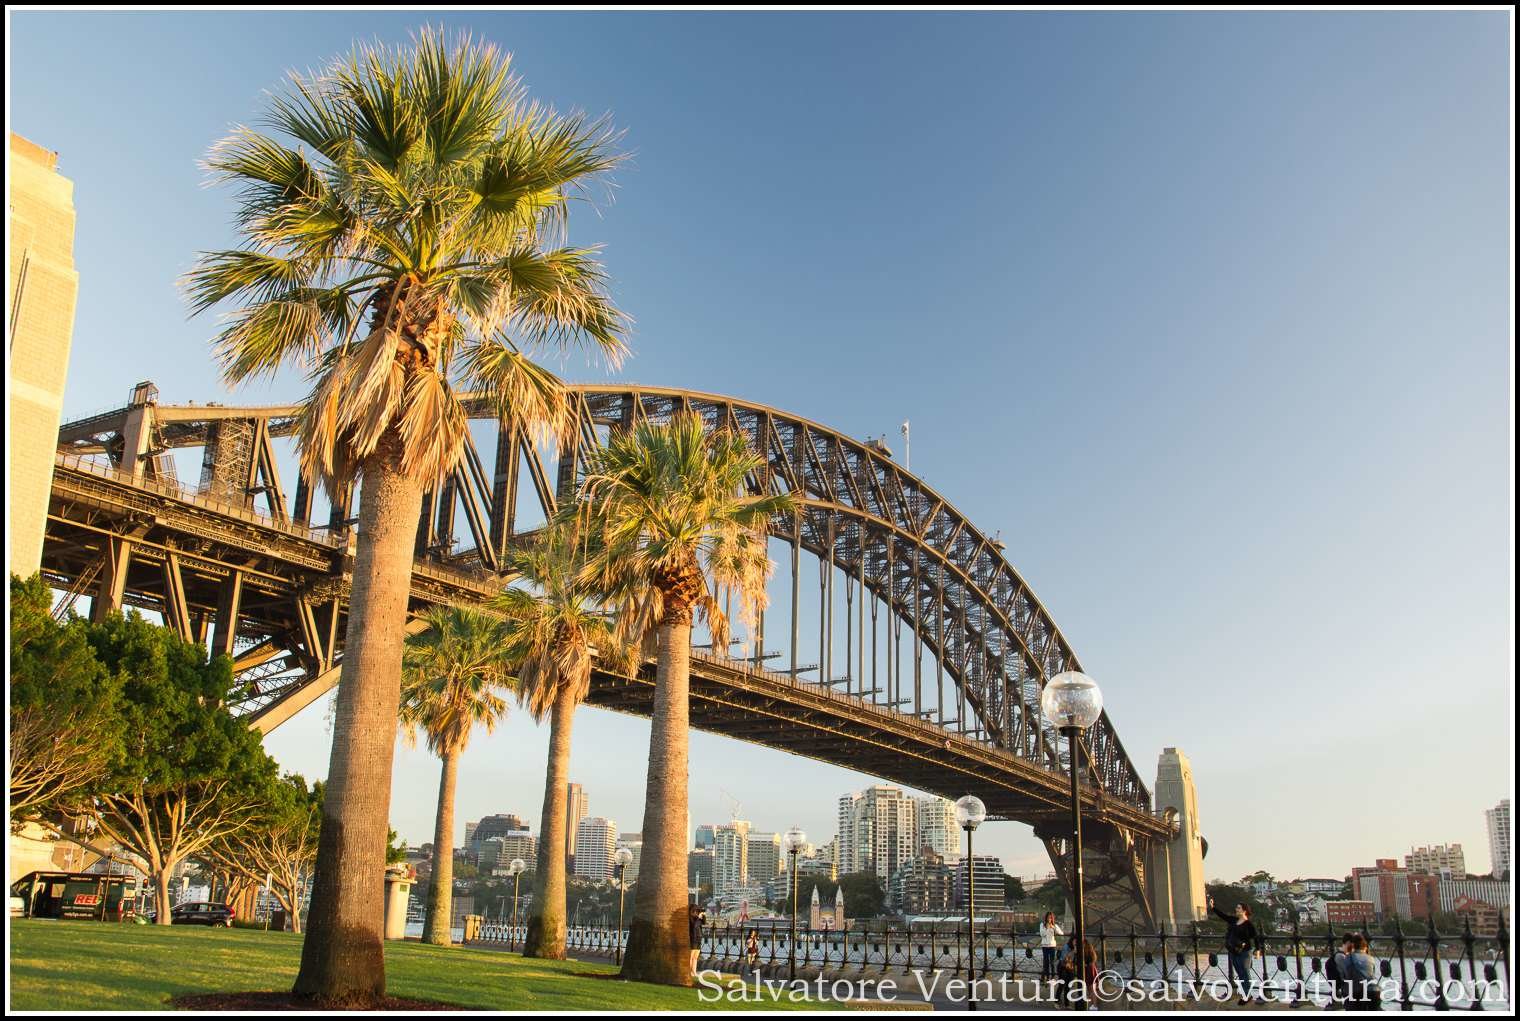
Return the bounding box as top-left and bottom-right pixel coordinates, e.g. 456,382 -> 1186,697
1039,911 -> 1063,980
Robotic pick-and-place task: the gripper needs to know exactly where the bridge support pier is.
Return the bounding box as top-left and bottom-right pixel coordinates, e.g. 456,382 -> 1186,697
1150,746 -> 1206,931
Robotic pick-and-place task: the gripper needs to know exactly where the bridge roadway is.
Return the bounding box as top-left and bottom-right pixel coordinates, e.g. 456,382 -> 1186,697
43,448 -> 1167,843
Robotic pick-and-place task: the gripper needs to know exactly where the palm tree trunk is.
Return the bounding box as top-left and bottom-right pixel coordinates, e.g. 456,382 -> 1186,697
423,748 -> 459,946
295,438 -> 425,1005
620,615 -> 693,985
524,685 -> 577,958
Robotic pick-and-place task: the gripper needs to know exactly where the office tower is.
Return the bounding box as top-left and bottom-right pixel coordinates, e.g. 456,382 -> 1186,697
573,817 -> 618,882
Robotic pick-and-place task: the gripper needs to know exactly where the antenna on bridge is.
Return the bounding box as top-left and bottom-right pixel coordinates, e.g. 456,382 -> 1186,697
900,420 -> 910,471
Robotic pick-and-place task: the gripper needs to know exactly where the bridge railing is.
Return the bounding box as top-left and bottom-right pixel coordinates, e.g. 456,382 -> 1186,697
464,918 -> 1511,1010
53,452 -> 343,548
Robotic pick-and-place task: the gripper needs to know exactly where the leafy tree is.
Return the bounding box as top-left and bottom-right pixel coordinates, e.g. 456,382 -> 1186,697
203,774 -> 323,932
1003,874 -> 1027,904
8,574 -> 121,822
184,28 -> 626,1004
496,518 -> 621,960
78,612 -> 278,923
580,414 -> 793,985
836,872 -> 888,919
386,829 -> 408,867
400,606 -> 514,946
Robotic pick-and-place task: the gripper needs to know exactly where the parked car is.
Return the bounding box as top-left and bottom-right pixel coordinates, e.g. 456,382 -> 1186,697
169,901 -> 236,926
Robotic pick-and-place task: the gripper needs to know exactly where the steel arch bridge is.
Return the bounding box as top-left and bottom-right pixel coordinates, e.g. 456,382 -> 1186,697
44,382 -> 1181,928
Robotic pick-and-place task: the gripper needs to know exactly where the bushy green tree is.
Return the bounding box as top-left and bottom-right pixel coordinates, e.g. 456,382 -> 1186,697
8,574 -> 122,822
80,612 -> 278,923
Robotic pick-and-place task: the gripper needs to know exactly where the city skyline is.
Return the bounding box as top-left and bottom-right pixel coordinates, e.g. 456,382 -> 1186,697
8,10 -> 1511,883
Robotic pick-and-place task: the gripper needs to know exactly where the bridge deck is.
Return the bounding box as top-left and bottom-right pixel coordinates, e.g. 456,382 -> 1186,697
43,451 -> 1167,840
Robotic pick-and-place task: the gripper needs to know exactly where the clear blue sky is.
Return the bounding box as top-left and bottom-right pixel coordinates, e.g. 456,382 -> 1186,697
10,11 -> 1512,883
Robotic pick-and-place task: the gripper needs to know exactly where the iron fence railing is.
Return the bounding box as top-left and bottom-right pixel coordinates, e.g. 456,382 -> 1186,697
465,918 -> 1511,1010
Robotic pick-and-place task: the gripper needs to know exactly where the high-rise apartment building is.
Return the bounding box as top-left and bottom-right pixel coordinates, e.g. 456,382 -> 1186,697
955,854 -> 1006,912
836,785 -> 919,883
616,834 -> 643,886
566,783 -> 589,865
1486,800 -> 1511,880
573,817 -> 618,882
747,831 -> 782,887
713,821 -> 752,895
914,797 -> 961,857
1405,844 -> 1466,879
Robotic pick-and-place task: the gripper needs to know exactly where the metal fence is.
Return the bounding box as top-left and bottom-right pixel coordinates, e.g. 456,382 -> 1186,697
468,917 -> 1511,1010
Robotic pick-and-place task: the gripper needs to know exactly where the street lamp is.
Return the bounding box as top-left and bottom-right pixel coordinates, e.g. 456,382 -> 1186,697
955,795 -> 987,1011
782,826 -> 808,979
506,858 -> 527,952
614,846 -> 634,964
1040,670 -> 1104,1011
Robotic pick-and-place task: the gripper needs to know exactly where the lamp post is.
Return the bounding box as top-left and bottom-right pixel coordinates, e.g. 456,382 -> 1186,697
782,826 -> 808,979
955,795 -> 987,1011
506,858 -> 526,952
1040,670 -> 1104,1011
613,846 -> 633,964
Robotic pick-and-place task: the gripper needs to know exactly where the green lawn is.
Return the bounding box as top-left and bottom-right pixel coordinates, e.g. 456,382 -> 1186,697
7,921 -> 842,1011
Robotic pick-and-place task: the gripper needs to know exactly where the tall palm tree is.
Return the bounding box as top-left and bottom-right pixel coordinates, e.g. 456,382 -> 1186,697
183,29 -> 625,1003
399,605 -> 514,947
495,516 -> 622,959
579,413 -> 793,985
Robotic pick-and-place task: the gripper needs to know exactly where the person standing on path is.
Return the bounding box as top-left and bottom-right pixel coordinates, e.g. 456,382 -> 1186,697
1039,912 -> 1064,982
1207,895 -> 1263,1005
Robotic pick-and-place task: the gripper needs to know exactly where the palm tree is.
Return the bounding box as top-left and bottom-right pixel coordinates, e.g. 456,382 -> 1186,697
399,605 -> 514,947
183,30 -> 625,1002
579,413 -> 794,985
495,517 -> 621,959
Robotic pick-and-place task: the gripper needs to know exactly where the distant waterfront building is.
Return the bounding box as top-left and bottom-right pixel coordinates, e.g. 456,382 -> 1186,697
480,831 -> 536,874
567,784 -> 589,866
694,824 -> 717,851
1292,878 -> 1347,897
617,834 -> 643,886
914,797 -> 961,858
748,831 -> 782,887
688,848 -> 714,891
573,817 -> 617,882
1351,859 -> 1438,920
1452,896 -> 1504,937
1325,900 -> 1376,927
891,851 -> 956,915
1437,877 -> 1510,913
7,134 -> 79,578
955,855 -> 1005,911
1405,844 -> 1466,879
470,814 -> 528,852
1486,800 -> 1511,880
713,821 -> 752,895
837,785 -> 919,883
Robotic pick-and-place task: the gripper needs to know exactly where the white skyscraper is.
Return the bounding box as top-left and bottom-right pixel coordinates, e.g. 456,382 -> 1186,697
1486,800 -> 1511,880
835,785 -> 920,883
573,817 -> 618,882
915,796 -> 961,857
713,821 -> 752,895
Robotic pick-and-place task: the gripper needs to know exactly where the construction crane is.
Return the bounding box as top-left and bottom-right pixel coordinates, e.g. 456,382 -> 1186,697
719,788 -> 743,822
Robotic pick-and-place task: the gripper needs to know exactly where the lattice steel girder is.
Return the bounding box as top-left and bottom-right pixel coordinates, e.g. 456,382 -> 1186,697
587,652 -> 1167,841
51,384 -> 1154,813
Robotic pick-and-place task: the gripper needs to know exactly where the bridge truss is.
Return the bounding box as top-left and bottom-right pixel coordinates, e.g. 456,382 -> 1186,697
45,383 -> 1175,927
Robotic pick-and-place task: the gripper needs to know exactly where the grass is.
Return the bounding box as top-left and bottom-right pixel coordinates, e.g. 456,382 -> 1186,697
7,920 -> 846,1011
